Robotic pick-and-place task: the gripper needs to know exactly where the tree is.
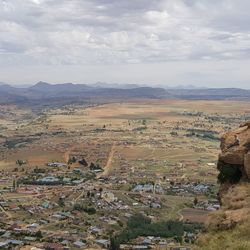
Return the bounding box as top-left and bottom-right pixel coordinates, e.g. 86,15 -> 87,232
68,156 -> 77,165
35,230 -> 43,239
16,159 -> 26,167
58,197 -> 65,207
79,158 -> 88,166
193,197 -> 198,206
13,179 -> 17,190
99,187 -> 103,198
109,236 -> 120,250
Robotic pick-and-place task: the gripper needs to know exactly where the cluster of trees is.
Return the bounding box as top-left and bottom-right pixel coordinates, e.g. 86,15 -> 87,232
79,158 -> 88,166
68,156 -> 88,166
16,159 -> 27,166
185,130 -> 219,141
89,162 -> 103,171
58,197 -> 65,207
133,127 -> 147,132
20,179 -> 63,186
67,156 -> 77,165
182,111 -> 204,117
170,131 -> 178,136
12,230 -> 43,239
33,167 -> 46,173
73,203 -> 96,215
183,222 -> 204,232
110,214 -> 184,250
5,138 -> 35,149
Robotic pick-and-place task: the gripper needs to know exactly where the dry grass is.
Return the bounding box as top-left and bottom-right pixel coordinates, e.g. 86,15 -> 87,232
195,183 -> 250,250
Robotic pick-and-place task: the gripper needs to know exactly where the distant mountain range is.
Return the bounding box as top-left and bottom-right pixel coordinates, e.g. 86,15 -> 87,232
0,81 -> 250,106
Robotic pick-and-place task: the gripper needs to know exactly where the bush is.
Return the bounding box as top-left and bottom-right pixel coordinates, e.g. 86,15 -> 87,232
73,204 -> 96,214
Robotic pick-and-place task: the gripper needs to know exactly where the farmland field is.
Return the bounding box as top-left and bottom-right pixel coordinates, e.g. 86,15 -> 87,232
0,99 -> 249,249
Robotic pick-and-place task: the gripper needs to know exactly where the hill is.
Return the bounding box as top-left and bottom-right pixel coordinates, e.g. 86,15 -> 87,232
0,82 -> 169,106
0,82 -> 250,107
167,88 -> 250,100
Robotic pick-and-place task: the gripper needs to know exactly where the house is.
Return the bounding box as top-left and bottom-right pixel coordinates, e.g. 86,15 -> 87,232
142,238 -> 152,245
51,213 -> 66,220
41,201 -> 50,209
72,179 -> 84,185
7,239 -> 24,246
158,239 -> 168,245
89,226 -> 102,235
20,247 -> 44,250
9,223 -> 21,231
63,177 -> 71,184
96,239 -> 109,248
132,184 -> 164,194
38,176 -> 60,183
213,204 -> 220,209
24,236 -> 37,242
193,184 -> 209,193
43,242 -> 64,250
73,240 -> 86,248
132,245 -> 149,249
27,223 -> 39,230
151,202 -> 161,208
207,163 -> 216,167
0,242 -> 8,248
1,231 -> 11,238
47,162 -> 67,168
9,204 -> 20,211
39,219 -> 49,224
0,229 -> 6,234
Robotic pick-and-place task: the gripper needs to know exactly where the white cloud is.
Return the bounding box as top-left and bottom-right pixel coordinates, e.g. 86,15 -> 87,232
0,0 -> 249,86
30,0 -> 42,5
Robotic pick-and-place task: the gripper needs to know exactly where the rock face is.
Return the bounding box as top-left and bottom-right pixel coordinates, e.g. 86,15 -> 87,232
244,152 -> 250,177
218,122 -> 250,187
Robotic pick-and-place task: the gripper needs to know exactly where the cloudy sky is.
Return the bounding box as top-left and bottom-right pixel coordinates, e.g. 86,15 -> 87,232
0,0 -> 250,87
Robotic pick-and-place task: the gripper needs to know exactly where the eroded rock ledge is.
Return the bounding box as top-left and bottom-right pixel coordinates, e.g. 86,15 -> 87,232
217,121 -> 250,194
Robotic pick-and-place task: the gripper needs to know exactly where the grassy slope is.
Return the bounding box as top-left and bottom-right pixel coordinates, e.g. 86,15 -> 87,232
195,182 -> 250,250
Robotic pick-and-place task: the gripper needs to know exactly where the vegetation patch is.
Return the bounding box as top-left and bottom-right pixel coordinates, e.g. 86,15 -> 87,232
110,214 -> 203,249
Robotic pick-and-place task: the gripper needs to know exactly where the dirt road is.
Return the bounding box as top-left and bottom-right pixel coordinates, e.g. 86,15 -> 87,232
101,142 -> 116,176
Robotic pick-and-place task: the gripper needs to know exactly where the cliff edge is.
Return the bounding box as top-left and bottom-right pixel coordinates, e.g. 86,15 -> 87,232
195,122 -> 250,250
217,121 -> 250,190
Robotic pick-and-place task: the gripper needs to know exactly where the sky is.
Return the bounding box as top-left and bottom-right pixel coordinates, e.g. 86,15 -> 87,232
0,0 -> 250,88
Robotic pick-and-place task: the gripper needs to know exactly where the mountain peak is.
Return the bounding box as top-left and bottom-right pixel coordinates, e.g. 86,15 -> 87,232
35,81 -> 51,86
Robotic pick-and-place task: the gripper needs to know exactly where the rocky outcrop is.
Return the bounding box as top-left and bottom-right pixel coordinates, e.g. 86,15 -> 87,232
244,152 -> 250,177
195,124 -> 250,249
217,122 -> 250,192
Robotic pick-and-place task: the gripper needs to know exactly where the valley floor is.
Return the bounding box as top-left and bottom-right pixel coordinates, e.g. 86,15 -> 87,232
0,99 -> 249,249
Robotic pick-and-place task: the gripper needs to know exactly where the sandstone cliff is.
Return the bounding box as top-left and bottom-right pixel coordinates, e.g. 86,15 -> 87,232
217,121 -> 250,188
195,123 -> 250,250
